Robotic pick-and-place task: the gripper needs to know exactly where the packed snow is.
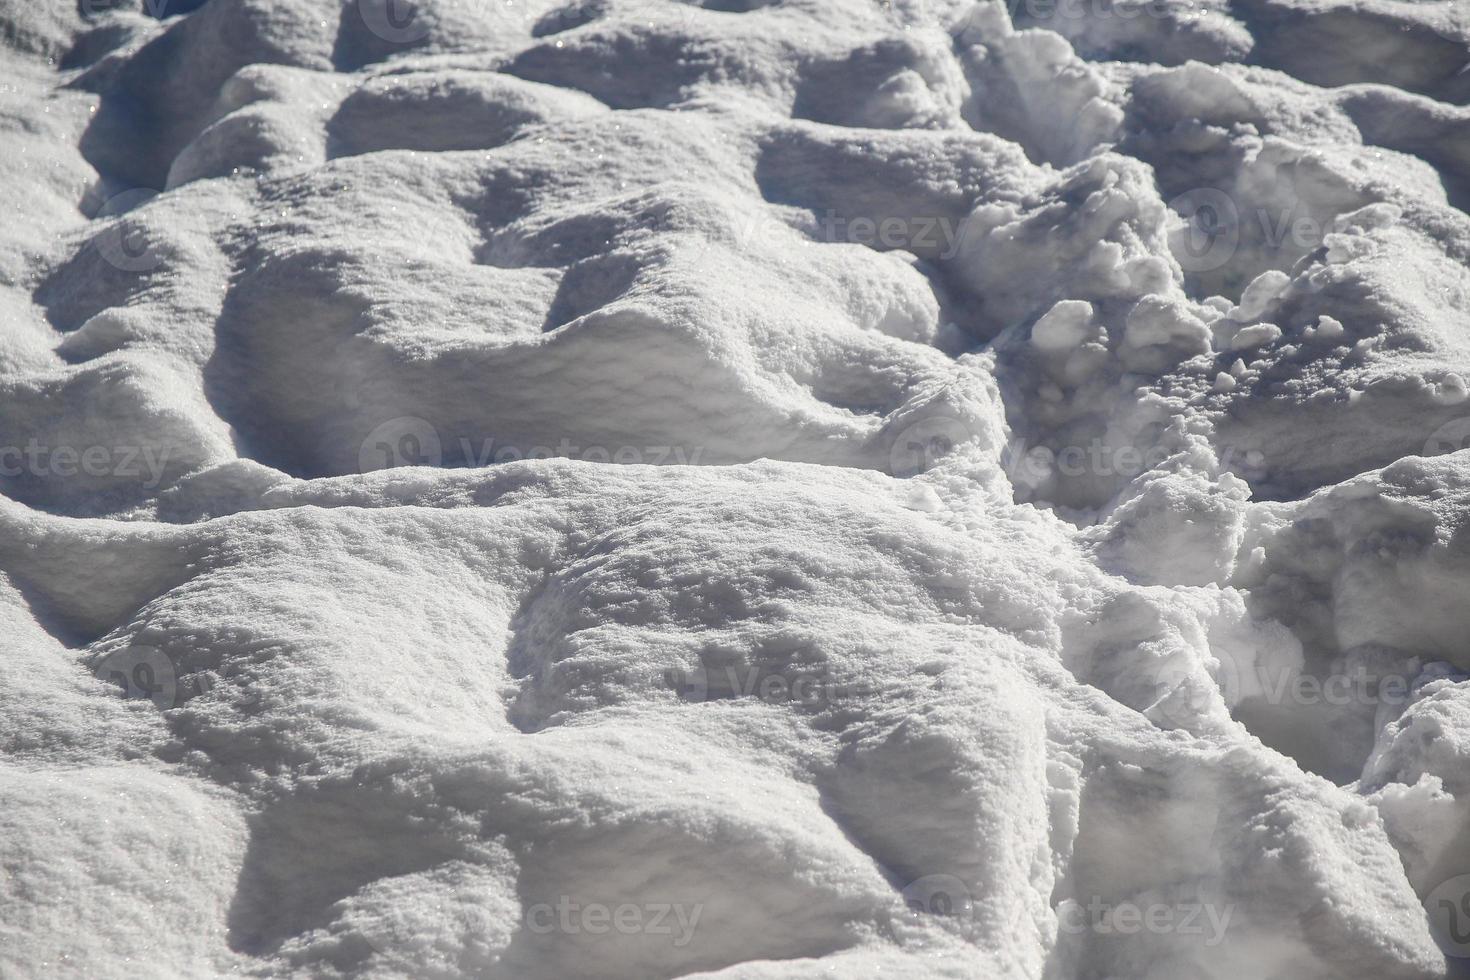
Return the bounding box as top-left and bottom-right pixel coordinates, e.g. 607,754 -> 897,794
1,0 -> 1470,976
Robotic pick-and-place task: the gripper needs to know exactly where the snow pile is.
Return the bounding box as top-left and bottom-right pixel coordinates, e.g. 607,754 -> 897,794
1,0 -> 1469,977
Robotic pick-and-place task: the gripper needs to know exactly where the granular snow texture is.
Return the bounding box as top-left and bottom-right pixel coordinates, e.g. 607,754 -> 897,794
2,0 -> 1470,977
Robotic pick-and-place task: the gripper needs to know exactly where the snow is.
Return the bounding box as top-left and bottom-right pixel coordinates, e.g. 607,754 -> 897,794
1,0 -> 1469,977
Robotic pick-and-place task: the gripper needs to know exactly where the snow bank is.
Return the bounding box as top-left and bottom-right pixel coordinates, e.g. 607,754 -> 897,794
2,0 -> 1469,976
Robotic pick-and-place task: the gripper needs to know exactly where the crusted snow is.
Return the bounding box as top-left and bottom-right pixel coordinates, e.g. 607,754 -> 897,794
1,0 -> 1470,977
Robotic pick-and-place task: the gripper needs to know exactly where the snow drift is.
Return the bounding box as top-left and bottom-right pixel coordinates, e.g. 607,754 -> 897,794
1,0 -> 1470,977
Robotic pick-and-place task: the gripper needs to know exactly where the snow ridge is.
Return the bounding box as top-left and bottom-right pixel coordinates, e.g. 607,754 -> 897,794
1,0 -> 1470,977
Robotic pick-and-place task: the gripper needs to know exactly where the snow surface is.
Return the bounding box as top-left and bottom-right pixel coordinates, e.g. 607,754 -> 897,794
2,0 -> 1470,977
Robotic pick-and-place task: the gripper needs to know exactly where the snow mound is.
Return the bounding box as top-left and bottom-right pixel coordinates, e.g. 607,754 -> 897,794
2,0 -> 1470,977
